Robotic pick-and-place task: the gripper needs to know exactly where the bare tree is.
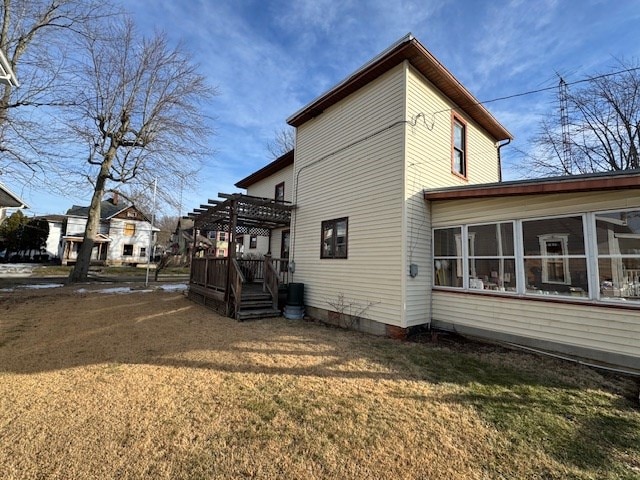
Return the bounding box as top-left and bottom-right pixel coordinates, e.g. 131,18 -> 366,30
0,0 -> 116,181
266,126 -> 294,159
66,18 -> 216,283
523,61 -> 640,176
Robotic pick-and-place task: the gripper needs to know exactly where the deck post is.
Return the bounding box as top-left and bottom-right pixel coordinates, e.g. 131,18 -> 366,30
224,199 -> 238,308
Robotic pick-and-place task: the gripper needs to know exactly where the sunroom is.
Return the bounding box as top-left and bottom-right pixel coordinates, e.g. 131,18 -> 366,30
425,170 -> 640,370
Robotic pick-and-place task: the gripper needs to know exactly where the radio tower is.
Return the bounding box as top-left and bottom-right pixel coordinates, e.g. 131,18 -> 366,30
558,77 -> 572,174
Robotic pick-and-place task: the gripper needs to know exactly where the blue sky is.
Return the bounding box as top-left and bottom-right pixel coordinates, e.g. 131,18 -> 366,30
15,0 -> 640,216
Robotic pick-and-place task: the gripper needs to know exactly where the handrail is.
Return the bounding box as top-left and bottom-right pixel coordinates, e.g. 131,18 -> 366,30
263,255 -> 279,309
230,258 -> 246,318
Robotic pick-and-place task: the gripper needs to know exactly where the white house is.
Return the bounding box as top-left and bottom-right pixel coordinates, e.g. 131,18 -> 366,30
190,34 -> 640,369
61,197 -> 158,266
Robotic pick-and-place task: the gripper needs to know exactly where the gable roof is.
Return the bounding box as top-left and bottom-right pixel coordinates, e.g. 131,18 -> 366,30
287,34 -> 512,141
0,181 -> 28,208
235,150 -> 294,189
66,199 -> 149,221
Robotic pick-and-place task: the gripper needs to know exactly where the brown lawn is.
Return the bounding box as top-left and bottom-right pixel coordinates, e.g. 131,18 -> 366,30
0,286 -> 638,479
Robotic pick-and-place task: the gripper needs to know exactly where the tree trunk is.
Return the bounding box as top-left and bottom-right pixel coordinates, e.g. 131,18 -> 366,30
66,158 -> 112,283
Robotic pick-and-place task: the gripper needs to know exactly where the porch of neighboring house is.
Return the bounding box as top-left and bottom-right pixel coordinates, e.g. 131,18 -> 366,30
187,193 -> 293,320
61,234 -> 110,266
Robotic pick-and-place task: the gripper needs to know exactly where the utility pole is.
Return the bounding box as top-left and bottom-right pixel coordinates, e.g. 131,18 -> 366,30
145,178 -> 158,287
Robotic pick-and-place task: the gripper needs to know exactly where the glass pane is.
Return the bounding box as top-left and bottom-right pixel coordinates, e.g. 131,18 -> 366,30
522,216 -> 585,255
524,257 -> 588,296
434,258 -> 462,287
468,258 -> 516,291
454,122 -> 463,148
598,257 -> 640,300
322,224 -> 333,257
453,150 -> 463,173
468,223 -> 514,257
433,227 -> 461,256
596,210 -> 640,255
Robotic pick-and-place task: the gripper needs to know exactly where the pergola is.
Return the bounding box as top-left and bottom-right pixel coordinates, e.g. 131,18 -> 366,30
187,192 -> 294,257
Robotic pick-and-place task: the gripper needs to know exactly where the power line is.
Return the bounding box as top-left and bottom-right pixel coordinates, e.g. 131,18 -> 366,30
438,66 -> 640,115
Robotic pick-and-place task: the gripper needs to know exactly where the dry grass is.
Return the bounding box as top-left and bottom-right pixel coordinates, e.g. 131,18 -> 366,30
0,287 -> 638,479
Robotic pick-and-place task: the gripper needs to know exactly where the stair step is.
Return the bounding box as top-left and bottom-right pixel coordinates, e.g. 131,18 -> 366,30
237,308 -> 281,321
241,300 -> 274,308
241,293 -> 271,300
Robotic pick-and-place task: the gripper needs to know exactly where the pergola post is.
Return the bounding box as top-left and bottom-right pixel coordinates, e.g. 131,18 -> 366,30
224,199 -> 238,305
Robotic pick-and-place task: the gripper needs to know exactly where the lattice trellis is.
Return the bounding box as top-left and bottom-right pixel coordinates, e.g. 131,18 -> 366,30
187,193 -> 293,237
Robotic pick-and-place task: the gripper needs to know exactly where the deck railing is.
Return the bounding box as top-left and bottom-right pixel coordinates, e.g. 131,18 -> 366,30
190,256 -> 227,291
229,258 -> 245,317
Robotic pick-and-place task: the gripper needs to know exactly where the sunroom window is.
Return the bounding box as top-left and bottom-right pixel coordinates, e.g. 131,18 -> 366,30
433,227 -> 462,287
596,210 -> 640,301
468,222 -> 516,292
522,216 -> 588,297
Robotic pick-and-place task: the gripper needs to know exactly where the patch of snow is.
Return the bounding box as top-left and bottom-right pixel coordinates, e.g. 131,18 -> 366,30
96,287 -> 134,294
24,283 -> 64,289
159,283 -> 188,292
0,288 -> 14,292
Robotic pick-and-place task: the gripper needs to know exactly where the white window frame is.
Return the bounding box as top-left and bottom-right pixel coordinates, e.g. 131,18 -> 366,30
466,221 -> 517,293
592,208 -> 640,302
538,234 -> 571,285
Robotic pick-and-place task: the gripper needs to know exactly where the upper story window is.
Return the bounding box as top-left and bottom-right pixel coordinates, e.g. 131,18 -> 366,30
321,217 -> 348,259
124,223 -> 135,236
452,115 -> 467,178
219,232 -> 226,242
275,182 -> 285,202
250,235 -> 258,249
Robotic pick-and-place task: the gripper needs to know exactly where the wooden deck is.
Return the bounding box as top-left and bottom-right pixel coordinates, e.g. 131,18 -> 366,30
188,256 -> 288,320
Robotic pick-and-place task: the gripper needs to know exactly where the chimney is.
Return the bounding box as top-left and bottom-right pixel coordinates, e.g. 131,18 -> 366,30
111,192 -> 119,205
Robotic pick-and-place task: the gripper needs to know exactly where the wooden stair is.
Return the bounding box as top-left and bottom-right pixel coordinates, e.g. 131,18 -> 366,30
235,283 -> 281,321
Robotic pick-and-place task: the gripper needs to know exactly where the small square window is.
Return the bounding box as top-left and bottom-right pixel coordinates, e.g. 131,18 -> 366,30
123,244 -> 133,256
321,217 -> 348,259
140,247 -> 147,257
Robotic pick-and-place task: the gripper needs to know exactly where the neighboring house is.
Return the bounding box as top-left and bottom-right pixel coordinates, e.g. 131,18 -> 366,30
207,230 -> 229,257
35,214 -> 65,261
192,34 -> 640,369
172,217 -> 215,260
0,181 -> 28,226
61,197 -> 157,266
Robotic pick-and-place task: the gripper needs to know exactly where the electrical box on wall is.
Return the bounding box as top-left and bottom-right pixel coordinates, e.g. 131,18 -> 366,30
409,263 -> 418,278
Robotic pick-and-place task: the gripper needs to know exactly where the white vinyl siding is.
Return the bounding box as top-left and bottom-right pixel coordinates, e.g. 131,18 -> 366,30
245,165 -> 294,202
404,64 -> 500,326
432,290 -> 640,361
292,63 -> 406,326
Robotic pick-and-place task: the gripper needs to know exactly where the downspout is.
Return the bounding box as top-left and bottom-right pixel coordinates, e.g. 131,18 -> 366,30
497,138 -> 511,182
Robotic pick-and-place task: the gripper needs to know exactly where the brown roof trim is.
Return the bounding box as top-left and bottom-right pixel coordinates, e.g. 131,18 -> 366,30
235,150 -> 294,189
286,34 -> 512,141
424,171 -> 640,201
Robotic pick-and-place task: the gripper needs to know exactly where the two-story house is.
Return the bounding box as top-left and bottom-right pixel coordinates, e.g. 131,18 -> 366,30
61,196 -> 157,266
192,34 -> 640,369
